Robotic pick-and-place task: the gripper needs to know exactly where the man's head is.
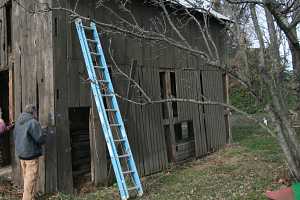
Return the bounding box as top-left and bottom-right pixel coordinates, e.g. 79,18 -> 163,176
24,104 -> 38,119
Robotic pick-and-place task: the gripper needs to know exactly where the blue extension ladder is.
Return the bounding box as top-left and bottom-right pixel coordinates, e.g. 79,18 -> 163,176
75,19 -> 143,200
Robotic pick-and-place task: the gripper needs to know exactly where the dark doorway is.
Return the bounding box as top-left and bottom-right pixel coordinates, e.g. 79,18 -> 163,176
5,0 -> 12,54
69,107 -> 91,187
0,70 -> 11,166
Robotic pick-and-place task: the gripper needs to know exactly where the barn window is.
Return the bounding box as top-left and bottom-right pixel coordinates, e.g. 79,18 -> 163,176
174,121 -> 194,143
174,121 -> 195,162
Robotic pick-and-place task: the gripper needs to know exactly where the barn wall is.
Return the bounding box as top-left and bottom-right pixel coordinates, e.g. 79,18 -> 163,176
52,0 -> 228,192
6,0 -> 56,193
52,0 -> 73,193
0,0 -> 9,71
0,0 -> 228,194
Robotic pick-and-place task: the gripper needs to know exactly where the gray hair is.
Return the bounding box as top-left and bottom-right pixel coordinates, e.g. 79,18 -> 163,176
0,107 -> 2,119
24,104 -> 37,115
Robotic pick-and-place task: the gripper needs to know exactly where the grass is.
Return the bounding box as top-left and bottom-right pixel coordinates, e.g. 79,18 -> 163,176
3,116 -> 289,199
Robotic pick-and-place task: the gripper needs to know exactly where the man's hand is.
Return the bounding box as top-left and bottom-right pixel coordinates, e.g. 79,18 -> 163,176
6,122 -> 15,131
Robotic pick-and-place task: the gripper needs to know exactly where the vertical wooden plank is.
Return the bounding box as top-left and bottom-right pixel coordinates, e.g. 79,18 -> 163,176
196,71 -> 208,156
202,70 -> 227,151
0,2 -> 7,71
150,69 -> 162,173
131,94 -> 144,176
36,0 -> 56,192
67,59 -> 80,107
165,72 -> 177,162
11,0 -> 23,187
136,66 -> 150,175
10,0 -> 56,192
129,72 -> 145,176
89,99 -> 107,185
141,67 -> 155,174
1,1 -> 7,70
148,67 -> 168,172
193,71 -> 208,156
53,0 -> 73,192
224,73 -> 231,143
0,5 -> 4,70
8,63 -> 13,122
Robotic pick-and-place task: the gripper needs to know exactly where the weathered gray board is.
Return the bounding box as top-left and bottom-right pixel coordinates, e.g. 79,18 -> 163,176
202,70 -> 227,151
1,0 -> 56,193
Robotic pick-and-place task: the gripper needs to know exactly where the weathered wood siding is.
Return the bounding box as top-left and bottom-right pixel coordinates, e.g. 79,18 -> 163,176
0,1 -> 8,71
52,0 -> 73,193
3,0 -> 56,193
49,0 -> 228,188
1,0 -> 228,193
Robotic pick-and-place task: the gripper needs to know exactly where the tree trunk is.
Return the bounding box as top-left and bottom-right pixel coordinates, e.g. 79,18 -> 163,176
289,42 -> 300,108
251,5 -> 300,180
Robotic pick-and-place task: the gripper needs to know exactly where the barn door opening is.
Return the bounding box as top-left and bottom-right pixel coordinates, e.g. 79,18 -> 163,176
0,70 -> 11,167
69,107 -> 91,188
160,71 -> 180,163
174,121 -> 195,162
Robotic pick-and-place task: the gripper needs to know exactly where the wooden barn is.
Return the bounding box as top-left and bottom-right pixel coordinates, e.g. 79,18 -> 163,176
0,0 -> 230,194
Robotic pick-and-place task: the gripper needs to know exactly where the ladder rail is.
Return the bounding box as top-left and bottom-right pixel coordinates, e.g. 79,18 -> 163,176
91,22 -> 143,196
75,19 -> 129,199
75,18 -> 143,200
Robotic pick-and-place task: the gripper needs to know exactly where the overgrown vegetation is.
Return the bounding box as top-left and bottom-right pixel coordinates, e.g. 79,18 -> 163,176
230,87 -> 264,114
230,71 -> 297,114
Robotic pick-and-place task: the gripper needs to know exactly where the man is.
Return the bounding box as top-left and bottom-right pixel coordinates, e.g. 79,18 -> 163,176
14,104 -> 46,200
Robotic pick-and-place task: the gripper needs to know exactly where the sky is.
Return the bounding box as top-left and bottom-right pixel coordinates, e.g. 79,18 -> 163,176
251,5 -> 300,70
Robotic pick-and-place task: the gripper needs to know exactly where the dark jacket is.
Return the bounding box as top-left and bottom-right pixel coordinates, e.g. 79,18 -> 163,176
14,112 -> 46,160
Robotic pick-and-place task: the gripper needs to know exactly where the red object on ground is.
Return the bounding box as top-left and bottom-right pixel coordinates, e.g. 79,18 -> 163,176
265,187 -> 294,200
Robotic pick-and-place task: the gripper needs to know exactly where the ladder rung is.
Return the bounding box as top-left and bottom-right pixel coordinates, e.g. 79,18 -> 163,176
82,25 -> 93,30
94,66 -> 105,69
114,138 -> 126,142
123,170 -> 134,175
87,39 -> 97,43
102,94 -> 114,97
119,154 -> 130,158
106,109 -> 117,112
91,52 -> 100,56
128,186 -> 138,191
98,80 -> 109,83
110,123 -> 121,127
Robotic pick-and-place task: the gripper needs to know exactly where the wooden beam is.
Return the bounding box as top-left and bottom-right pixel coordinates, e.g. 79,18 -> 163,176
89,99 -> 108,185
8,58 -> 13,123
165,72 -> 176,162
